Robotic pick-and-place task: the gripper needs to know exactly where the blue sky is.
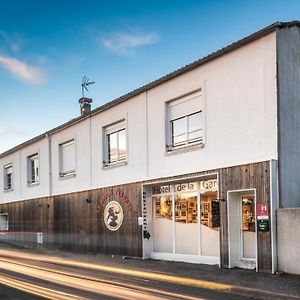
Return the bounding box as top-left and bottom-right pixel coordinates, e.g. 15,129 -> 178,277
0,0 -> 300,153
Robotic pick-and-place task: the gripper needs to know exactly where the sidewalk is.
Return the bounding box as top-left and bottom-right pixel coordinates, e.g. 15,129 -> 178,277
1,245 -> 300,300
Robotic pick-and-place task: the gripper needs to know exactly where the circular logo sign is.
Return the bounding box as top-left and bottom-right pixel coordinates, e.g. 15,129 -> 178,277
104,201 -> 123,231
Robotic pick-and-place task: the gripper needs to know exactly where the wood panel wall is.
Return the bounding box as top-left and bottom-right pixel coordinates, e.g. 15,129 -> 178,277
0,161 -> 272,272
0,183 -> 142,257
219,161 -> 271,272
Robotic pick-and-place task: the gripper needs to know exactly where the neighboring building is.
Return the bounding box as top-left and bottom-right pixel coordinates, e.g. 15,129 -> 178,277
1,21 -> 300,274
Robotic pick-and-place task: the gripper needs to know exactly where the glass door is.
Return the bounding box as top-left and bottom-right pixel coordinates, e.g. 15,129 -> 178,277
240,196 -> 256,260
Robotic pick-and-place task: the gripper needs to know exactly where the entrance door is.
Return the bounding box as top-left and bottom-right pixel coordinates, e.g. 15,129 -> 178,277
228,190 -> 256,269
240,196 -> 256,260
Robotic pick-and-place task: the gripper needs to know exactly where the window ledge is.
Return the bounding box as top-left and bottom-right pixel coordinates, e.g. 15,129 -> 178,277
59,173 -> 76,180
102,160 -> 128,170
4,188 -> 13,193
165,142 -> 205,156
27,182 -> 39,187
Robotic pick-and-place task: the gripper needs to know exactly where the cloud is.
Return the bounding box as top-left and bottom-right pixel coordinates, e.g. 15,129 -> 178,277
0,54 -> 45,84
0,31 -> 24,53
102,31 -> 159,55
0,125 -> 26,137
0,125 -> 28,154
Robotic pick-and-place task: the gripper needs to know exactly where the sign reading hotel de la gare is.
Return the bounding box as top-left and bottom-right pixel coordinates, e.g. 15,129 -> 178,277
96,190 -> 133,232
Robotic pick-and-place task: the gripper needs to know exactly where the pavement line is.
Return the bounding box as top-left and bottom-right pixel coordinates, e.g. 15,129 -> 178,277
0,252 -> 232,292
0,273 -> 87,300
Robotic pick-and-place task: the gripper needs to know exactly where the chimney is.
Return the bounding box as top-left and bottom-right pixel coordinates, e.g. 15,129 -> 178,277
79,97 -> 93,116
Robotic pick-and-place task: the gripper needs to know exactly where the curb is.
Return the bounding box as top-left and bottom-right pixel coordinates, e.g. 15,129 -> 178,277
231,286 -> 300,300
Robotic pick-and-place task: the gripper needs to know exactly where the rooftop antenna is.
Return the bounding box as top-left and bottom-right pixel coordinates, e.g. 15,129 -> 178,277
81,76 -> 95,98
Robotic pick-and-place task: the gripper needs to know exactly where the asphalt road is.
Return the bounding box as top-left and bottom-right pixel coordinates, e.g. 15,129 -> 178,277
0,283 -> 43,299
0,251 -> 257,300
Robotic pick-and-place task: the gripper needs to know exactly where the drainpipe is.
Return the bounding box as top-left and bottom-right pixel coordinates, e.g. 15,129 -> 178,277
46,133 -> 52,196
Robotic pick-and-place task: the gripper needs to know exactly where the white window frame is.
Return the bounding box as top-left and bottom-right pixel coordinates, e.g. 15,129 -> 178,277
27,153 -> 39,185
0,213 -> 8,231
59,139 -> 76,178
3,163 -> 13,191
103,120 -> 127,167
166,90 -> 204,152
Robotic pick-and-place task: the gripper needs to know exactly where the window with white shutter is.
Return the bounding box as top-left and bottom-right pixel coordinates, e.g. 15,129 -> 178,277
167,91 -> 204,151
27,154 -> 39,184
4,164 -> 13,191
103,120 -> 127,166
59,139 -> 76,178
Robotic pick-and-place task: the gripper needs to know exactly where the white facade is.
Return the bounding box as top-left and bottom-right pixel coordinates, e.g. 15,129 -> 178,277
0,31 -> 278,203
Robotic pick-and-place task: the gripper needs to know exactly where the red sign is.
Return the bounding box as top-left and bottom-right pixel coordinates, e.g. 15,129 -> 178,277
257,204 -> 269,216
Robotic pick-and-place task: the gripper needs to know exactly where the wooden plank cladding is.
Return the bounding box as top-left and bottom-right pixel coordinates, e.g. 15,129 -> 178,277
219,161 -> 271,271
0,183 -> 142,257
0,161 -> 272,272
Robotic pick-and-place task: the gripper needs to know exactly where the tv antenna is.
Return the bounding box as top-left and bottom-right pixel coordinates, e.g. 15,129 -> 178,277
81,76 -> 95,98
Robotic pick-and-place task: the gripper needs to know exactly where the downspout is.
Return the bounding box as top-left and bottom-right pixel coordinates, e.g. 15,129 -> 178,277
89,115 -> 92,187
145,90 -> 149,178
46,133 -> 52,196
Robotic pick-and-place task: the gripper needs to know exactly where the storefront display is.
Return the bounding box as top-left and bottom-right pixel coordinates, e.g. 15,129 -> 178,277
152,178 -> 219,258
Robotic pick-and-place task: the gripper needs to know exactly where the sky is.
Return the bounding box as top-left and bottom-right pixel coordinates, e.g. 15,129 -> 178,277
0,0 -> 300,153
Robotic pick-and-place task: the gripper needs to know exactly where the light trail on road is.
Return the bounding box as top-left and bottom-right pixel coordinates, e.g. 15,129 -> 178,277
0,273 -> 86,300
0,249 -> 231,292
0,257 -> 206,300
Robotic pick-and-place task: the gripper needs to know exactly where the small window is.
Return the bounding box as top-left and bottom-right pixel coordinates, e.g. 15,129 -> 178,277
104,121 -> 126,166
167,91 -> 203,151
0,214 -> 8,231
4,164 -> 13,191
59,139 -> 76,178
27,154 -> 39,184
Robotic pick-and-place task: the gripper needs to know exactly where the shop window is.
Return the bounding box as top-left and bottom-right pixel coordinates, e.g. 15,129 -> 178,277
59,139 -> 76,178
151,179 -> 219,258
167,91 -> 203,151
153,196 -> 173,253
200,190 -> 220,257
103,120 -> 127,166
0,214 -> 8,231
4,163 -> 13,191
27,154 -> 39,185
175,193 -> 198,255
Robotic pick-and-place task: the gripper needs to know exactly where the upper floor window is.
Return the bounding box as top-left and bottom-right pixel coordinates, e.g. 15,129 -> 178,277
4,164 -> 13,191
103,120 -> 127,166
59,139 -> 76,178
27,153 -> 39,184
167,91 -> 203,151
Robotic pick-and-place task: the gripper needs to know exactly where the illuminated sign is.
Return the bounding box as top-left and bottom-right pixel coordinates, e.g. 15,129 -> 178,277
200,179 -> 218,193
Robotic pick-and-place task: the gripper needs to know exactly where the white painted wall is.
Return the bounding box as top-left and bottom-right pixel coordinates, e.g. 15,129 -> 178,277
147,32 -> 277,178
50,118 -> 91,195
0,32 -> 278,202
0,137 -> 50,202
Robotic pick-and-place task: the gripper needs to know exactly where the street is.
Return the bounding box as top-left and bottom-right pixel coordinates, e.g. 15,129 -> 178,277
0,247 -> 256,300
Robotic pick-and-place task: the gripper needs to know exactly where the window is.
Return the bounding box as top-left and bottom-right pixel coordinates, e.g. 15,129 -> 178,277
0,214 -> 8,231
27,154 -> 39,184
104,121 -> 126,166
167,91 -> 203,150
59,139 -> 76,178
4,164 -> 13,191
